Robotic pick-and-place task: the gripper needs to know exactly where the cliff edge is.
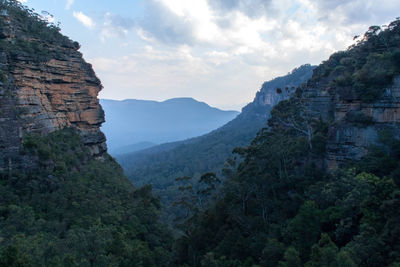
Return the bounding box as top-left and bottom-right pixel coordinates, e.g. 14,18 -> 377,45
0,2 -> 106,171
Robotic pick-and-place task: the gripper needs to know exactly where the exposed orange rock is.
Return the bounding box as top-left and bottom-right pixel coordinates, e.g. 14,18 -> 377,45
0,14 -> 106,170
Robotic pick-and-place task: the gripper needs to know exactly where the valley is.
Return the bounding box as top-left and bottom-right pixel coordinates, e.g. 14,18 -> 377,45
0,0 -> 400,266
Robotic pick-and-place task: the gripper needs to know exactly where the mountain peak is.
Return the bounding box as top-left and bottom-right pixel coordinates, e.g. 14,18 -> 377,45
162,97 -> 198,103
101,98 -> 239,152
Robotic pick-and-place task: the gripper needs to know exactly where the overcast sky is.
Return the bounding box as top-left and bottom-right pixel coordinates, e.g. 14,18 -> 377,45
19,0 -> 400,110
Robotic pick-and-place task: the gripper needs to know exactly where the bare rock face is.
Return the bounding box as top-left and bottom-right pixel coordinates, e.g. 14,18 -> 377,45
254,64 -> 315,108
299,74 -> 400,169
0,12 -> 106,171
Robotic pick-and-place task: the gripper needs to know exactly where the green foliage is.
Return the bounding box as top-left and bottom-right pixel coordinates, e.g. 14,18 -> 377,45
0,245 -> 30,266
0,129 -> 173,266
260,238 -> 285,266
172,20 -> 400,264
344,110 -> 374,126
306,234 -> 339,267
279,247 -> 301,267
117,64 -> 315,226
311,18 -> 400,102
0,69 -> 8,85
286,201 -> 322,259
172,122 -> 400,266
0,0 -> 76,63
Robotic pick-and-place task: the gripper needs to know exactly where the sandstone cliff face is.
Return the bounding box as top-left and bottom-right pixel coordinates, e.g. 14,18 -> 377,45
254,64 -> 315,108
276,20 -> 400,169
241,64 -> 315,122
299,73 -> 400,169
0,12 -> 106,171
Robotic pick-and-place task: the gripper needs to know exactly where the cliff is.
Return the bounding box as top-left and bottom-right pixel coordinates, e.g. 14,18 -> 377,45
172,21 -> 400,266
243,64 -> 315,120
254,64 -> 315,107
302,73 -> 400,169
269,20 -> 400,169
0,3 -> 106,171
118,64 -> 315,188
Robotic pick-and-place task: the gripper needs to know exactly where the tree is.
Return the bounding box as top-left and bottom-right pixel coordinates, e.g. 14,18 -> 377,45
279,247 -> 301,267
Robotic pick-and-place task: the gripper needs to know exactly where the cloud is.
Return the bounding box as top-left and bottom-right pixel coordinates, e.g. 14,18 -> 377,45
73,11 -> 95,29
138,1 -> 195,45
66,0 -> 74,10
306,0 -> 399,26
208,0 -> 273,18
100,13 -> 135,41
17,0 -> 28,3
91,0 -> 400,109
137,0 -> 275,48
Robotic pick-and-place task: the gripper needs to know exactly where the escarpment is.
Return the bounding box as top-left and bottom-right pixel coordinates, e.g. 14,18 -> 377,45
272,20 -> 400,169
301,73 -> 400,169
0,6 -> 106,171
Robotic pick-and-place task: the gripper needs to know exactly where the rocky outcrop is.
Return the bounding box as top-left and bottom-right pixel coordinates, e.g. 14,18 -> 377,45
299,72 -> 400,169
254,64 -> 315,108
241,64 -> 315,121
0,10 -> 106,171
274,20 -> 400,170
326,76 -> 400,168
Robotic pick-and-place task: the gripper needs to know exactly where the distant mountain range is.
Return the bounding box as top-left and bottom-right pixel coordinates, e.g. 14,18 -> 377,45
116,64 -> 316,191
100,98 -> 239,153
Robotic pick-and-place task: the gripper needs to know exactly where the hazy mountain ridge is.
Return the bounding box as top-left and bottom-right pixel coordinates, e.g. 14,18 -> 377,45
116,65 -> 315,225
117,64 -> 316,187
101,97 -> 239,153
173,19 -> 400,266
2,1 -> 400,266
0,2 -> 172,265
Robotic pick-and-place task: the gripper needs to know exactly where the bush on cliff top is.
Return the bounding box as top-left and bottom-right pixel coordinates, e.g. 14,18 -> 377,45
0,0 -> 77,62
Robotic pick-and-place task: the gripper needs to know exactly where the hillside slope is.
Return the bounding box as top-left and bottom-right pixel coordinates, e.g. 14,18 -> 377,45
101,97 -> 239,153
0,2 -> 172,265
118,64 -> 315,188
174,19 -> 400,266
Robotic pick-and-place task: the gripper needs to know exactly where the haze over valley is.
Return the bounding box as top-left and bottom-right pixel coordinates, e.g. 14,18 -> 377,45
1,0 -> 400,266
101,97 -> 239,154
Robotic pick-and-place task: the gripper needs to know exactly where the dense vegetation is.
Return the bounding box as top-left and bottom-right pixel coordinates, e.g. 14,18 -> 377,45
0,0 -> 78,63
118,64 -> 315,225
173,127 -> 400,266
171,19 -> 400,266
310,21 -> 400,102
0,129 -> 173,266
1,1 -> 400,266
0,2 -> 173,266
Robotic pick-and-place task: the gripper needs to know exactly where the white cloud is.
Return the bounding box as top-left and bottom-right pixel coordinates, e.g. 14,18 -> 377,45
92,0 -> 400,109
17,0 -> 28,3
73,11 -> 95,29
66,0 -> 74,10
100,12 -> 135,41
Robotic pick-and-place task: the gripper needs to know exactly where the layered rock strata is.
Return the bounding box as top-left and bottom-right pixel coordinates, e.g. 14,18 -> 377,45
300,74 -> 400,169
0,12 -> 106,171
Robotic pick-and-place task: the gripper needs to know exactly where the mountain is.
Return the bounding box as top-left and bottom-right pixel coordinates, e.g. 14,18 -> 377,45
0,9 -> 106,170
173,19 -> 400,266
116,64 -> 315,224
2,1 -> 400,266
117,64 -> 315,187
111,141 -> 156,155
100,97 -> 239,153
0,2 -> 172,265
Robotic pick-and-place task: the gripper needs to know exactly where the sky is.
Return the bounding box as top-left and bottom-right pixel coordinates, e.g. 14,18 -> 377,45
18,0 -> 400,110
